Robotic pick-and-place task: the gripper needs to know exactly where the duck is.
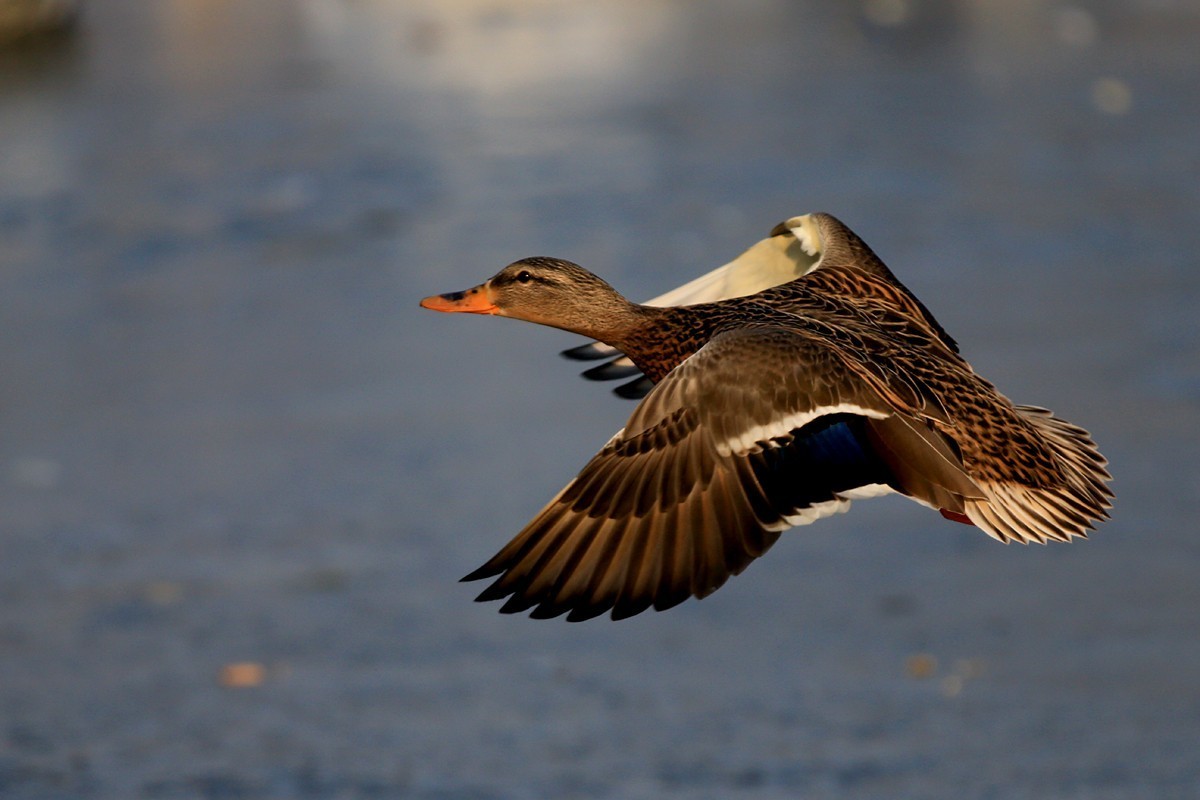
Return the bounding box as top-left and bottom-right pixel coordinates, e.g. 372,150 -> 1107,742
419,213 -> 1112,621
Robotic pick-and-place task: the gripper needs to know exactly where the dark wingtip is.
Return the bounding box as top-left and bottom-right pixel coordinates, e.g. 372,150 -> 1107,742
561,342 -> 616,361
582,361 -> 643,382
528,603 -> 570,620
610,596 -> 654,621
613,376 -> 654,400
498,593 -> 539,615
461,564 -> 501,583
652,591 -> 691,614
473,581 -> 512,602
564,603 -> 613,623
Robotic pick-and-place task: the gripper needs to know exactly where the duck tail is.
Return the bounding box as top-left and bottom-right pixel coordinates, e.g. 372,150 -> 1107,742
964,406 -> 1113,544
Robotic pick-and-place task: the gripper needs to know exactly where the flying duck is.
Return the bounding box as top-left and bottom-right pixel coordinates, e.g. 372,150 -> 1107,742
420,213 -> 1112,621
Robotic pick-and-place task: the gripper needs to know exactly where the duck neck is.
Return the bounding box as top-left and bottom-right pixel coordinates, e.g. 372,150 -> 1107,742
581,301 -> 667,351
603,304 -> 709,383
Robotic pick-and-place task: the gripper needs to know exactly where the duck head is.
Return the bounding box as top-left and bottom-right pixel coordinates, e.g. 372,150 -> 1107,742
420,257 -> 637,339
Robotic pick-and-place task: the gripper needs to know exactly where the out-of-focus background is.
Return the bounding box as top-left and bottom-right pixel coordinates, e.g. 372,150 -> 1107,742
1,0 -> 1197,797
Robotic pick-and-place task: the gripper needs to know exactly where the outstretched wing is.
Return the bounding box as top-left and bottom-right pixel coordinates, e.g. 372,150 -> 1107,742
770,213 -> 958,353
465,326 -> 980,621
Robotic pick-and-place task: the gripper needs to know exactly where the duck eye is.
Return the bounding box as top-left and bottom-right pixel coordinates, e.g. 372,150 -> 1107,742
516,270 -> 533,284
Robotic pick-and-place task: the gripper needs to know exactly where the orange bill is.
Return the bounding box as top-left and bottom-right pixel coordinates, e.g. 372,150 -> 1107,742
419,283 -> 498,314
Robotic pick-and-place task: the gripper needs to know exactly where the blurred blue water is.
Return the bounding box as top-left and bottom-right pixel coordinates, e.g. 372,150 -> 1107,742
1,1 -> 1197,798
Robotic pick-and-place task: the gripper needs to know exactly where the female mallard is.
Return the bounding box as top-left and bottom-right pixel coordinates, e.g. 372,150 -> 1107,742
420,215 -> 1112,621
